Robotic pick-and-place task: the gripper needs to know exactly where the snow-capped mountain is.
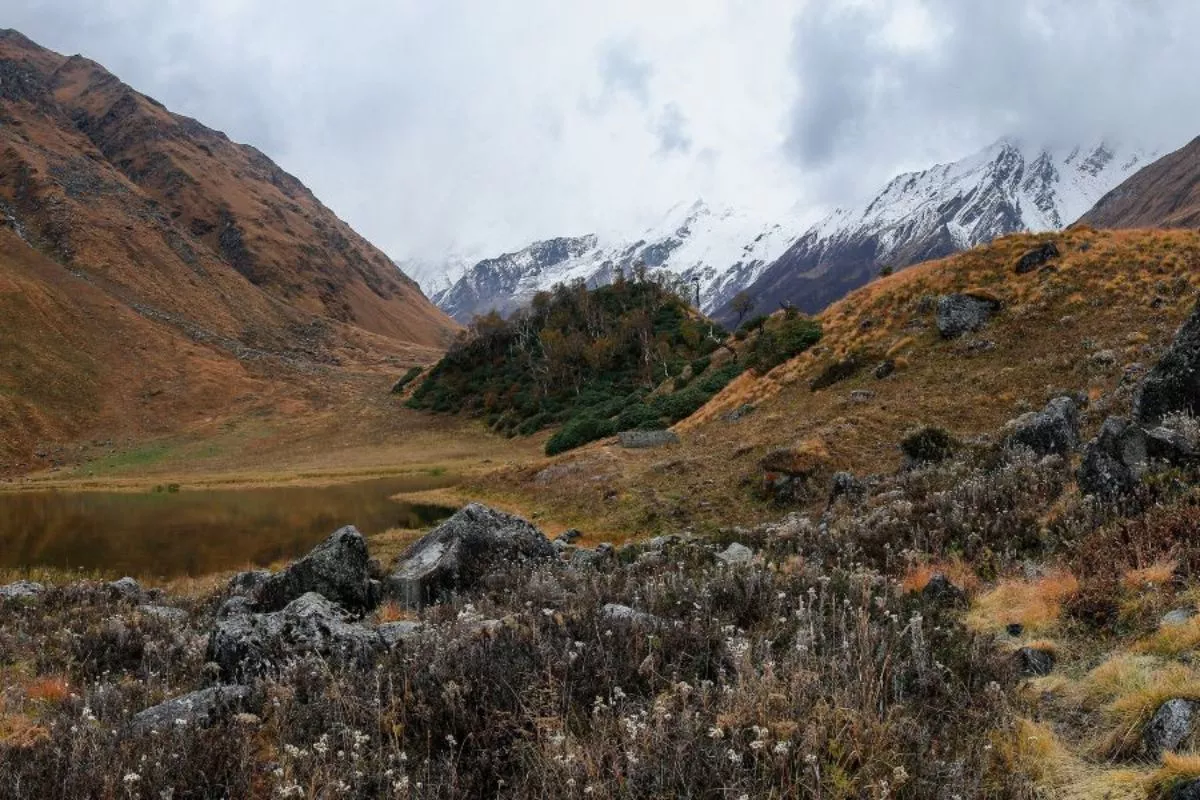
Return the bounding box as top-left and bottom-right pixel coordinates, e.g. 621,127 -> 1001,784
414,137 -> 1152,326
398,254 -> 475,300
428,201 -> 800,323
717,138 -> 1152,322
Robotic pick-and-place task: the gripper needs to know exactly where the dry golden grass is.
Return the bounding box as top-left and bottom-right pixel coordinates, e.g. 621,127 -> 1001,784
966,571 -> 1080,635
23,676 -> 70,705
900,559 -> 980,594
1137,615 -> 1200,658
1001,718 -> 1149,800
492,228 -> 1200,539
1123,560 -> 1180,592
1152,752 -> 1200,796
375,600 -> 418,624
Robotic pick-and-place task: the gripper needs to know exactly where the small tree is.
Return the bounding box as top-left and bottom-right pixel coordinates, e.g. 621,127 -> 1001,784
730,290 -> 755,326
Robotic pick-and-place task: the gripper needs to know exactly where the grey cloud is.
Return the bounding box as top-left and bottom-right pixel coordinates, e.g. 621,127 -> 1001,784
597,38 -> 652,105
786,0 -> 1200,202
654,103 -> 692,156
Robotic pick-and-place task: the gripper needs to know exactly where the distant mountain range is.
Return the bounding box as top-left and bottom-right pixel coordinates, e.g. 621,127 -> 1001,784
1077,136 -> 1200,230
415,138 -> 1154,326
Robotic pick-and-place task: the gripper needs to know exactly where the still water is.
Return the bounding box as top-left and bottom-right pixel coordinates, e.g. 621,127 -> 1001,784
0,476 -> 456,579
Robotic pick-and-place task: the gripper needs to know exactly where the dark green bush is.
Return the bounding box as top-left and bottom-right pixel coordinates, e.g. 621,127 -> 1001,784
810,353 -> 865,391
545,416 -> 618,456
390,366 -> 424,394
900,426 -> 958,464
617,403 -> 665,431
746,315 -> 822,373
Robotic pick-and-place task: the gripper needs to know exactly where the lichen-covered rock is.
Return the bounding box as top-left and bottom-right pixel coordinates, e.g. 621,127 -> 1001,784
1134,301 -> 1200,426
936,293 -> 1001,339
716,542 -> 754,565
1161,608 -> 1195,628
600,603 -> 664,627
256,526 -> 373,613
0,580 -> 44,599
107,577 -> 143,601
1144,698 -> 1198,757
922,573 -> 965,606
1013,242 -> 1059,274
207,592 -> 381,680
618,429 -> 680,449
130,685 -> 254,735
827,471 -> 864,507
137,604 -> 188,623
384,504 -> 555,608
1077,417 -> 1148,499
1174,779 -> 1200,800
377,621 -> 424,649
226,570 -> 271,599
1003,396 -> 1081,456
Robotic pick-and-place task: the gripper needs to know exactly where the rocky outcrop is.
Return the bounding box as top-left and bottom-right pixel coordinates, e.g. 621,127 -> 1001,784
1078,417 -> 1148,499
106,577 -> 143,601
618,430 -> 680,449
208,592 -> 383,680
256,526 -> 374,613
922,573 -> 966,606
716,543 -> 754,566
936,294 -> 1001,339
1134,302 -> 1200,426
1004,396 -> 1081,456
1144,698 -> 1198,757
227,570 -> 271,599
385,504 -> 556,608
131,685 -> 255,735
1013,242 -> 1059,274
0,580 -> 44,599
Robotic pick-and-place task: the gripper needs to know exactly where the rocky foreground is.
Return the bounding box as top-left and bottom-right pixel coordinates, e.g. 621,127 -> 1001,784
2,303 -> 1200,798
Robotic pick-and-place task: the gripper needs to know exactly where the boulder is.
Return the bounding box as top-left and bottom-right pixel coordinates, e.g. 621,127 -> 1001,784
0,580 -> 44,599
936,294 -> 1001,339
618,429 -> 680,449
226,570 -> 271,599
716,542 -> 754,566
827,471 -> 865,507
849,390 -> 875,403
1161,608 -> 1196,628
256,526 -> 373,613
130,685 -> 254,735
555,528 -> 583,544
1014,242 -> 1059,274
107,577 -> 143,601
1144,698 -> 1198,757
1003,396 -> 1081,456
1174,780 -> 1200,800
1134,301 -> 1200,426
921,573 -> 965,606
378,621 -> 424,649
1145,419 -> 1200,464
1078,417 -> 1148,499
136,604 -> 188,624
385,504 -> 555,608
874,360 -> 896,380
600,603 -> 664,627
1014,646 -> 1055,677
207,592 -> 381,680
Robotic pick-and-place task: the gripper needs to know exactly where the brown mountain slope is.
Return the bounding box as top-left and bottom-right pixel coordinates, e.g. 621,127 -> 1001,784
1077,136 -> 1200,229
0,30 -> 459,472
476,228 -> 1200,538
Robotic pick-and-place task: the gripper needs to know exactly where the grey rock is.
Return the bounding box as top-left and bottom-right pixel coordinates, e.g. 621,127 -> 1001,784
570,547 -> 607,569
827,471 -> 864,507
226,570 -> 271,599
0,580 -> 44,599
1014,242 -> 1059,274
385,504 -> 555,608
849,390 -> 875,403
131,685 -> 254,735
874,360 -> 895,379
716,542 -> 754,565
1144,698 -> 1198,757
1162,608 -> 1195,628
1006,622 -> 1024,637
1173,779 -> 1200,800
922,573 -> 965,606
936,293 -> 1001,339
1145,420 -> 1200,465
600,603 -> 663,627
107,577 -> 143,600
207,592 -> 382,680
1078,417 -> 1148,499
137,604 -> 188,623
256,526 -> 373,613
1134,301 -> 1200,426
1004,396 -> 1081,456
618,429 -> 680,449
378,621 -> 424,649
1014,647 -> 1055,677
722,403 -> 756,422
556,528 -> 583,544
217,596 -> 256,619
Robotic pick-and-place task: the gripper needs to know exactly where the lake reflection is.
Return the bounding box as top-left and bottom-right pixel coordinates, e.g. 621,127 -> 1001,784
0,476 -> 456,579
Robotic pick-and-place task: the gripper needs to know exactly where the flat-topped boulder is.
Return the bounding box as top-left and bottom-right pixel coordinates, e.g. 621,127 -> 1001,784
385,503 -> 556,608
936,293 -> 1001,339
618,429 -> 679,449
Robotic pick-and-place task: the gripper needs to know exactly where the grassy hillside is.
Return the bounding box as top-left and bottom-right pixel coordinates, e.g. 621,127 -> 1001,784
408,277 -> 821,455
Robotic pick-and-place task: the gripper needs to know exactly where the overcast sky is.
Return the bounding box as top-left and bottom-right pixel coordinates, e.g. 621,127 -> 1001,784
5,0 -> 1200,265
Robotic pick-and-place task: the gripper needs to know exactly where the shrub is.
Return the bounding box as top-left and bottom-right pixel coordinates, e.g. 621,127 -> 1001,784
390,366 -> 424,394
544,416 -> 617,456
616,403 -> 665,431
809,353 -> 865,391
746,316 -> 822,373
900,426 -> 958,464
